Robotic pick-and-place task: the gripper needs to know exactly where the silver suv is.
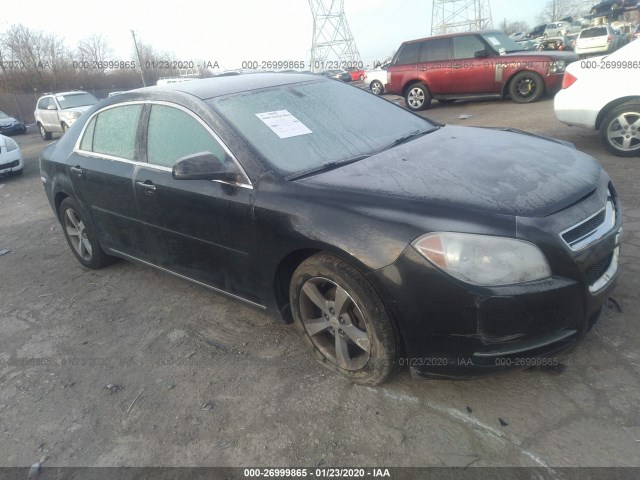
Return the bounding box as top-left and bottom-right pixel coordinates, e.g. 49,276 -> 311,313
34,91 -> 98,140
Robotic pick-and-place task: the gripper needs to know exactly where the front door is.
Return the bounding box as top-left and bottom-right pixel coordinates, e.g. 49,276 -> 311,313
134,103 -> 260,304
451,35 -> 496,94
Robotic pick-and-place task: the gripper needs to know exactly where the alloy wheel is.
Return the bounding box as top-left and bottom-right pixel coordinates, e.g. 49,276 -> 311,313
606,111 -> 640,153
63,208 -> 93,261
299,277 -> 371,371
371,81 -> 383,95
407,87 -> 425,109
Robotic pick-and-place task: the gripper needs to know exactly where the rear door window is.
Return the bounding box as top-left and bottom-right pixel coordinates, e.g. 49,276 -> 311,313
83,104 -> 142,160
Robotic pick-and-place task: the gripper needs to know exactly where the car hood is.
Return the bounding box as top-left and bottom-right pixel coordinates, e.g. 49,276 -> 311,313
503,51 -> 578,61
61,105 -> 94,114
299,125 -> 602,217
0,116 -> 19,126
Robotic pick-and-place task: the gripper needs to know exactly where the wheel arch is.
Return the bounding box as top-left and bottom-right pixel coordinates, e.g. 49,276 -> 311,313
54,191 -> 70,220
595,96 -> 640,130
402,79 -> 431,97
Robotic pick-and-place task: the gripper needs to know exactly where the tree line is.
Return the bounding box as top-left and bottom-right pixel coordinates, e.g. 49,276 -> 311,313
0,24 -> 212,95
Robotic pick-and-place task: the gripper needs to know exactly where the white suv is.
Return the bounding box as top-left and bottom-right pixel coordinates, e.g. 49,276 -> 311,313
34,91 -> 98,140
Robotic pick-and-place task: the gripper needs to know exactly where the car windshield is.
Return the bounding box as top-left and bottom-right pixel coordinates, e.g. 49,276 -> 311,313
209,79 -> 434,175
580,27 -> 608,38
0,111 -> 9,119
55,93 -> 98,109
481,32 -> 525,53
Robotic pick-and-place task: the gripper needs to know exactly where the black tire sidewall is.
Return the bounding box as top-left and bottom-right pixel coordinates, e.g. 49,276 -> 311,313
290,253 -> 398,385
509,71 -> 544,103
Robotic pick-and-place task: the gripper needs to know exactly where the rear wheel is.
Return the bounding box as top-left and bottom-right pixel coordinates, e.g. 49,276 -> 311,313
359,74 -> 365,81
59,197 -> 114,269
370,80 -> 384,95
39,123 -> 52,140
599,103 -> 640,157
509,71 -> 545,103
404,83 -> 432,111
290,253 -> 398,385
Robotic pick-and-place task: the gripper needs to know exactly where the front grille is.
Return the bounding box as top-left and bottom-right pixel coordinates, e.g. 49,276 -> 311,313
0,160 -> 19,170
585,253 -> 613,286
562,209 -> 606,244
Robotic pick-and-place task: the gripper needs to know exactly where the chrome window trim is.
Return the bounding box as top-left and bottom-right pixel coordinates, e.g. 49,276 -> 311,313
560,192 -> 616,252
589,247 -> 619,294
72,100 -> 253,189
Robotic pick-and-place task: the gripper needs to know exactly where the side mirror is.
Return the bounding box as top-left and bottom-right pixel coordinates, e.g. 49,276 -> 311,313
474,49 -> 489,58
172,152 -> 238,182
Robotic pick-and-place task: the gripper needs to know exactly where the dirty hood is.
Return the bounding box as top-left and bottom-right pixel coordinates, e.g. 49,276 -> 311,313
300,125 -> 602,217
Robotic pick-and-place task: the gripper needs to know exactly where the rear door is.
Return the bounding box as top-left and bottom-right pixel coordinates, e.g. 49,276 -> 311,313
67,103 -> 150,259
387,42 -> 420,94
450,34 -> 496,94
416,38 -> 453,94
134,103 -> 260,304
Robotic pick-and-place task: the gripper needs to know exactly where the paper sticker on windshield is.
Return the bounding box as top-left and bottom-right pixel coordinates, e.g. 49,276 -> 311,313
487,36 -> 501,46
255,110 -> 312,139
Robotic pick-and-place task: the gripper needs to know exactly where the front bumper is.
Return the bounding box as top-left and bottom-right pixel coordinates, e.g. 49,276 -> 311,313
0,122 -> 26,135
0,150 -> 24,175
369,189 -> 622,378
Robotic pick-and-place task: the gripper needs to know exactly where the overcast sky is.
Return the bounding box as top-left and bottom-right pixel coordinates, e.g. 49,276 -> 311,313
0,0 -> 550,69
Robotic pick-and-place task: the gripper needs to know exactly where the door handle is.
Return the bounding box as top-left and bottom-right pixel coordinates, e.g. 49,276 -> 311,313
70,166 -> 83,177
135,180 -> 157,194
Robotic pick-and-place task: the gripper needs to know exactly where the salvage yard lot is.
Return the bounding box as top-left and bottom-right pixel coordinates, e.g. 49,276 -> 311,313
0,95 -> 639,468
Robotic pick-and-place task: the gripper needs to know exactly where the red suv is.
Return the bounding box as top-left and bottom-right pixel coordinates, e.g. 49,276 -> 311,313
386,30 -> 578,111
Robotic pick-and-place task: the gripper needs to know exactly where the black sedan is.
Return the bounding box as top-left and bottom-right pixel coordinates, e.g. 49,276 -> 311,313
40,74 -> 621,385
590,0 -> 638,15
319,69 -> 352,82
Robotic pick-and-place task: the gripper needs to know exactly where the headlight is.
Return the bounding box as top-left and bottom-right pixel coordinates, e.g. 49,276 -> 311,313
412,232 -> 551,286
548,61 -> 566,74
5,137 -> 19,152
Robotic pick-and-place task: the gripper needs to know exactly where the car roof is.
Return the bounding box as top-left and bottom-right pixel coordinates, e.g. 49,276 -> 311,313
402,29 -> 503,44
137,73 -> 323,100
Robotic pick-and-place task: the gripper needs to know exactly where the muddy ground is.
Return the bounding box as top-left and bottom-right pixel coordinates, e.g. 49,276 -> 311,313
0,94 -> 639,469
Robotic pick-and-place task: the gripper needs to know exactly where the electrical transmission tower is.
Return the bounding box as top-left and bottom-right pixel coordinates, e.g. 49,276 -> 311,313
431,0 -> 493,36
308,0 -> 362,72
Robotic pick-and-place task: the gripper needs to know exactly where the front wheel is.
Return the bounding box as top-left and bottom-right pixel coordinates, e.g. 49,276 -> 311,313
290,253 -> 398,385
59,197 -> 114,269
599,103 -> 640,157
370,80 -> 384,95
39,123 -> 52,140
509,71 -> 544,103
404,83 -> 432,111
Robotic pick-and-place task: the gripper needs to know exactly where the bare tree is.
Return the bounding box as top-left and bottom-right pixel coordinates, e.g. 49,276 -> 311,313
537,0 -> 578,23
77,34 -> 112,71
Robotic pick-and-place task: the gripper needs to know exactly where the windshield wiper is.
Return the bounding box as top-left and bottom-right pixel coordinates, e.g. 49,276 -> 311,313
286,154 -> 370,181
376,127 -> 440,154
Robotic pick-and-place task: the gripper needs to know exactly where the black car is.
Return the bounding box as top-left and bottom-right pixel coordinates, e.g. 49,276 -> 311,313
526,24 -> 547,38
319,69 -> 352,82
40,74 -> 622,385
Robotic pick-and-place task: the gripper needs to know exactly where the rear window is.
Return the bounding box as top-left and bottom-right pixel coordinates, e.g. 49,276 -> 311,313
580,27 -> 607,38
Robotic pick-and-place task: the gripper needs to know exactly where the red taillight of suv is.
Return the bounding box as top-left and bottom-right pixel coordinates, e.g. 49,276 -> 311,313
607,35 -> 613,43
562,72 -> 578,89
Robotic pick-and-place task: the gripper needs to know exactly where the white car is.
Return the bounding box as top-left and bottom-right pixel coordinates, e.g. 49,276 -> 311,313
574,25 -> 624,56
0,134 -> 23,176
544,21 -> 571,37
364,64 -> 389,95
554,39 -> 640,157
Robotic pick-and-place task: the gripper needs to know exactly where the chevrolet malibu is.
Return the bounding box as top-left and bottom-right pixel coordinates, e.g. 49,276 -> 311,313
40,74 -> 622,385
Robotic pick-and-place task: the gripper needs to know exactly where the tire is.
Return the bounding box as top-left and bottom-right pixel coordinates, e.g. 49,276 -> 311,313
290,253 -> 398,385
58,197 -> 113,269
10,168 -> 23,177
404,83 -> 432,111
508,71 -> 545,103
359,74 -> 365,81
20,126 -> 27,134
39,123 -> 52,140
599,103 -> 640,157
370,80 -> 384,95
